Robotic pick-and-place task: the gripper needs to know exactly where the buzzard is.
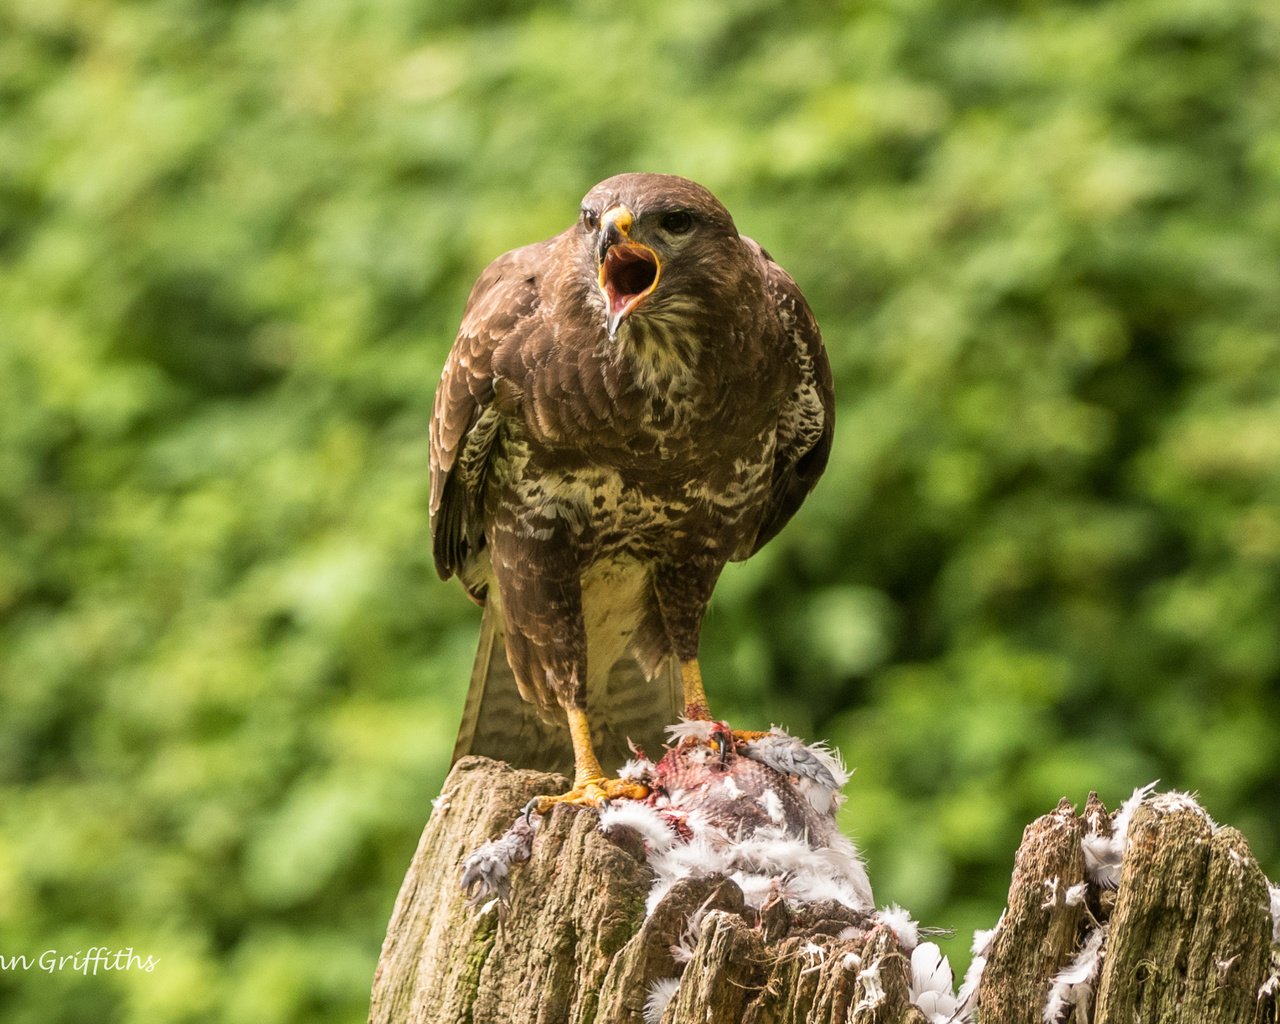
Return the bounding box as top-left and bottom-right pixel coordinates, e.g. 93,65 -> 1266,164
431,173 -> 833,811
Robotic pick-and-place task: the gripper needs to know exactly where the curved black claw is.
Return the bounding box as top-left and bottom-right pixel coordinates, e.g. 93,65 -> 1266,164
708,722 -> 736,769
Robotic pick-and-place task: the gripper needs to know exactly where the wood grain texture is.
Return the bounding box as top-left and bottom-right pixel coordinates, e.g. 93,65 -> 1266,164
1094,801 -> 1272,1023
978,798 -> 1088,1023
370,759 -> 1279,1024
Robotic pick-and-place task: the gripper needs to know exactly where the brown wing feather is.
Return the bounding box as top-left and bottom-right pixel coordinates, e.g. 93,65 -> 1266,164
429,241 -> 548,585
739,240 -> 835,558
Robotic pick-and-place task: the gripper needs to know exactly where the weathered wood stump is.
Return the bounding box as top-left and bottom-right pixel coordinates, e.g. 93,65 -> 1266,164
369,758 -> 1280,1024
973,792 -> 1277,1024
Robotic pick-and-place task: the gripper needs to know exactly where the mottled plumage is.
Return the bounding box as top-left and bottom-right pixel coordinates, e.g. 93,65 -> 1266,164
431,173 -> 833,781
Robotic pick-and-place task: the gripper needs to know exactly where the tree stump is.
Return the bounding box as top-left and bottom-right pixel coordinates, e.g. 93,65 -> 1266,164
369,758 -> 1280,1024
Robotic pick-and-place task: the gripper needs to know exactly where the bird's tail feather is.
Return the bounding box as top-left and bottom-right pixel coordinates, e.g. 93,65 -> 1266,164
451,602 -> 681,775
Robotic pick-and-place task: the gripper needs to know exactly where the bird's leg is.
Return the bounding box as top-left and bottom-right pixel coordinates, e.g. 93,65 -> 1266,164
678,657 -> 767,748
530,705 -> 649,815
680,658 -> 711,720
656,560 -> 764,743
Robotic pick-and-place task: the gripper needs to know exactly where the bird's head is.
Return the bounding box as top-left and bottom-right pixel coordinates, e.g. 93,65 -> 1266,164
577,173 -> 740,340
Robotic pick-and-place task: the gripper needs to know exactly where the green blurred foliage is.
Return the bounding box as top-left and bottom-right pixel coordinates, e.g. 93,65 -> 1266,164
2,0 -> 1278,1018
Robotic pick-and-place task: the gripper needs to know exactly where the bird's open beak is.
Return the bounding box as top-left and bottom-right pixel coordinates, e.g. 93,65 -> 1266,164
596,205 -> 661,339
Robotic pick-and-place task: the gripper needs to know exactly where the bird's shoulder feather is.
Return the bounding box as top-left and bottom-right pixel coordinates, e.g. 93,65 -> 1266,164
736,238 -> 835,558
429,239 -> 554,583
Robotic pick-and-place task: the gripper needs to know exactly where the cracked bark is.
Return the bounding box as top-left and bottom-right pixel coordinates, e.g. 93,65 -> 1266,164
369,759 -> 1278,1024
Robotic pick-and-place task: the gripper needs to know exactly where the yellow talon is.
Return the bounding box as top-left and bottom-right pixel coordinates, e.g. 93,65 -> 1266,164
532,776 -> 650,816
681,658 -> 711,720
528,704 -> 649,815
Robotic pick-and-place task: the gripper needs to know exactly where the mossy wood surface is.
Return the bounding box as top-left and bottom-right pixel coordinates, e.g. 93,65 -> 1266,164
370,759 -> 1276,1024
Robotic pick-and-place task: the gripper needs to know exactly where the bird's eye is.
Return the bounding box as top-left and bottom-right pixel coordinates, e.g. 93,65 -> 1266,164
660,210 -> 694,235
581,208 -> 600,231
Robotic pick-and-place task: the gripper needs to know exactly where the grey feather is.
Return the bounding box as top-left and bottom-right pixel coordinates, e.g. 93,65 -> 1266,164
460,812 -> 539,907
740,732 -> 843,792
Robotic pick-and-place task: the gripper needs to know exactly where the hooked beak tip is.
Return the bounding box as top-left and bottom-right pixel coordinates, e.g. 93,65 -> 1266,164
605,311 -> 623,340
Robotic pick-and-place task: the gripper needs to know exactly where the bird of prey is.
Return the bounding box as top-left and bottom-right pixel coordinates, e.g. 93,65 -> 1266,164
431,173 -> 833,811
